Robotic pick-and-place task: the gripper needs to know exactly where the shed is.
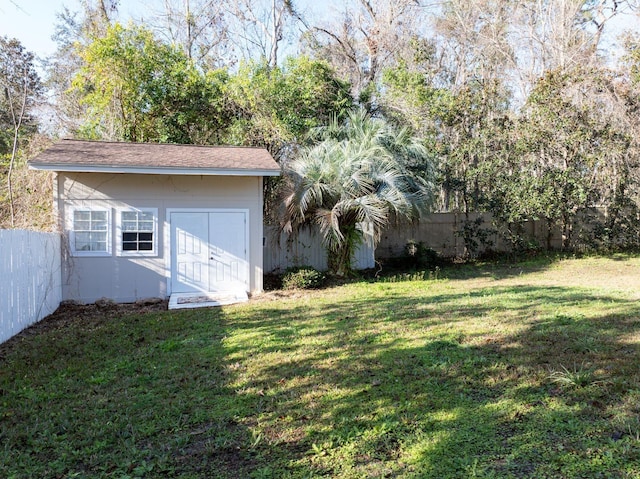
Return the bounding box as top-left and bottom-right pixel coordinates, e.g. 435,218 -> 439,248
29,139 -> 280,308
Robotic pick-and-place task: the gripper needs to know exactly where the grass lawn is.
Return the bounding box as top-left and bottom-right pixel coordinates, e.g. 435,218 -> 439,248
3,255 -> 640,478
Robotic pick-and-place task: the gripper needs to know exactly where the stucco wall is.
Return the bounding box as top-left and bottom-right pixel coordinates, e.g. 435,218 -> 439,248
58,172 -> 265,303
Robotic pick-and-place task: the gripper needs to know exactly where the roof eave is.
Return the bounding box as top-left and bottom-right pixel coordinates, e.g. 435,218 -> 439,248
28,163 -> 281,177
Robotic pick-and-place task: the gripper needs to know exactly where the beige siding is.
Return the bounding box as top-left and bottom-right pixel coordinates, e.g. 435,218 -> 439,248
58,172 -> 265,303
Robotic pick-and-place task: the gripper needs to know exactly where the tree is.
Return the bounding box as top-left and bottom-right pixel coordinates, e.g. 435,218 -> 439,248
224,55 -> 353,158
224,55 -> 353,221
488,67 -> 640,250
280,109 -> 433,275
225,0 -> 300,68
300,0 -> 429,108
625,32 -> 640,85
0,36 -> 44,226
378,0 -> 640,254
381,40 -> 512,214
71,23 -> 228,143
432,0 -> 513,88
46,1 -> 119,136
81,0 -> 120,35
426,0 -> 636,105
486,0 -> 637,102
144,0 -> 231,69
379,0 -> 514,222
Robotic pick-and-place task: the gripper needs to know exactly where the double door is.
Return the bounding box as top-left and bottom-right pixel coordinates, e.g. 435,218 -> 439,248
170,210 -> 248,293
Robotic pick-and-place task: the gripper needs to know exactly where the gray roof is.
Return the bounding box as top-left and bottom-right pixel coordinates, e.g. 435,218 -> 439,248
28,139 -> 281,176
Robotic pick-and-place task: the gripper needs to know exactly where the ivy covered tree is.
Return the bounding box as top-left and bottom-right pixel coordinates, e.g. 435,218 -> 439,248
488,67 -> 640,250
71,23 -> 229,144
224,55 -> 353,158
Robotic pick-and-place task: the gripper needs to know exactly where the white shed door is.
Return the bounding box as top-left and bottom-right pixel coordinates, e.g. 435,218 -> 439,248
171,211 -> 248,293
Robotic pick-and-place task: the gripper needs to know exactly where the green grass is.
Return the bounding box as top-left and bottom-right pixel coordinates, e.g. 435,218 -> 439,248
3,256 -> 640,478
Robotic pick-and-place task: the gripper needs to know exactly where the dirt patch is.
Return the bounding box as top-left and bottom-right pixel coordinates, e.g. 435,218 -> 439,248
0,298 -> 169,350
250,289 -> 321,302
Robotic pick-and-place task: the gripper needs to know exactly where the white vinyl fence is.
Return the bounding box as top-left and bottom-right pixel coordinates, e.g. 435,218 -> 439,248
264,225 -> 375,273
0,230 -> 62,344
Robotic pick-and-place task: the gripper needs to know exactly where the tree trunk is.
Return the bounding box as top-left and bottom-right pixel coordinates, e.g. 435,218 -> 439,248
328,224 -> 361,276
8,126 -> 19,227
5,65 -> 28,228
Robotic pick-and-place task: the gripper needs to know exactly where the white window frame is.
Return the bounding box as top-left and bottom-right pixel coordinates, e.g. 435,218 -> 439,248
69,207 -> 112,257
116,207 -> 158,257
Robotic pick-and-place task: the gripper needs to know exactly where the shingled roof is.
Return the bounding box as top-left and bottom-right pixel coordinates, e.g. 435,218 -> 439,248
29,139 -> 280,176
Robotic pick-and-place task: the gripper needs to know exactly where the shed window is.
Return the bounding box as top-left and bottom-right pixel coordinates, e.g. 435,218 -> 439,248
72,210 -> 110,254
118,209 -> 157,255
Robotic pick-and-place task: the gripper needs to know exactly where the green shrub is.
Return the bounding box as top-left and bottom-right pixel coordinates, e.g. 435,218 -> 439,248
281,266 -> 326,290
404,240 -> 440,268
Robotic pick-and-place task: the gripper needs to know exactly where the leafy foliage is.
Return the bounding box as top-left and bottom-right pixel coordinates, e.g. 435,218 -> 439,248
72,23 -> 229,144
0,37 -> 46,228
281,109 -> 434,275
5,0 -> 640,249
404,240 -> 441,268
0,36 -> 43,158
490,67 -> 640,250
225,56 -> 353,158
281,265 -> 326,289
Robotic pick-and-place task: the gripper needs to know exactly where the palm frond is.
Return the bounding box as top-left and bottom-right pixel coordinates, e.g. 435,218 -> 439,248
278,107 -> 435,273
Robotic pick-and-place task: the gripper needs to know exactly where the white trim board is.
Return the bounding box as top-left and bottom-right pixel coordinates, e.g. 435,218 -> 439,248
29,164 -> 280,176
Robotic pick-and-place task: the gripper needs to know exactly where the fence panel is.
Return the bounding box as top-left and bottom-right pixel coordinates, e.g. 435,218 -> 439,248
264,226 -> 375,273
377,213 -> 564,259
0,230 -> 62,344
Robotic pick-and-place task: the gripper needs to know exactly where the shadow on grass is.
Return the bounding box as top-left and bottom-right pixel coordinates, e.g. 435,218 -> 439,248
391,253 -> 562,282
3,275 -> 640,478
221,283 -> 640,477
0,305 -> 273,478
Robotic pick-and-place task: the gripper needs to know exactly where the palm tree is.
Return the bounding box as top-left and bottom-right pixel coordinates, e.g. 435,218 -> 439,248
280,109 -> 434,275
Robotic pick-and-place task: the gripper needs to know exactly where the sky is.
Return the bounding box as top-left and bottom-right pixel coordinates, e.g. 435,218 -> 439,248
0,0 -> 144,59
1,0 -> 639,63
